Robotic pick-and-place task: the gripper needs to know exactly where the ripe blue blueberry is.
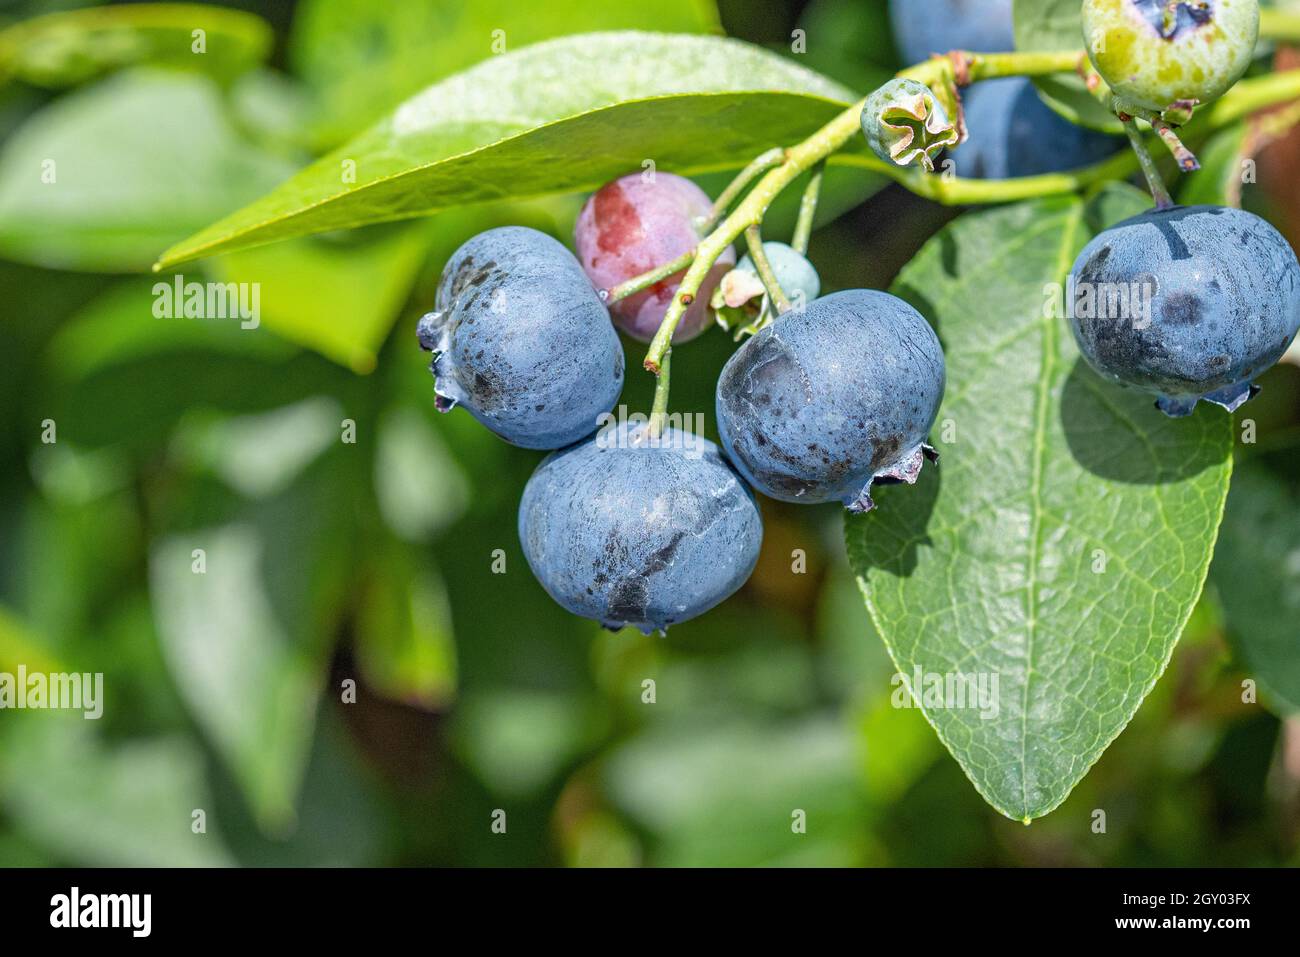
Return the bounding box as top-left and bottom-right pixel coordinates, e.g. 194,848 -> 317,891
889,0 -> 1014,64
955,77 -> 1123,179
417,226 -> 624,450
1068,205 -> 1300,416
716,290 -> 946,512
518,423 -> 763,634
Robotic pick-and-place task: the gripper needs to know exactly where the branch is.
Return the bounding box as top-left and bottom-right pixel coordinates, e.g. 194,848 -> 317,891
634,57 -> 1300,377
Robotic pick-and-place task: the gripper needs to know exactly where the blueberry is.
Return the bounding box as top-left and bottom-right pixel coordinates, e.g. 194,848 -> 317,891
574,172 -> 735,343
734,241 -> 821,309
954,77 -> 1122,179
716,289 -> 946,512
518,423 -> 763,634
889,0 -> 1015,65
417,226 -> 623,450
1082,0 -> 1259,114
1068,204 -> 1300,416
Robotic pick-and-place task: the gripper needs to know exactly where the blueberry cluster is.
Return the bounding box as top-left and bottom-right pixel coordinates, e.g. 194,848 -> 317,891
418,0 -> 1299,632
417,173 -> 946,632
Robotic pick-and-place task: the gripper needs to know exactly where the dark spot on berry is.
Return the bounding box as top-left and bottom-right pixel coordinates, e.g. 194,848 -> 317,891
644,531 -> 686,575
1162,291 -> 1203,326
607,577 -> 649,625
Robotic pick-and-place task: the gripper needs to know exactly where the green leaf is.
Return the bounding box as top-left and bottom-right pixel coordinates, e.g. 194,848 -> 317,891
148,456 -> 354,831
793,0 -> 897,94
0,3 -> 271,88
1211,466 -> 1300,716
289,0 -> 721,146
0,604 -> 62,673
40,282 -> 344,453
156,32 -> 859,268
846,187 -> 1233,821
1012,0 -> 1124,134
0,70 -> 294,272
1178,124 -> 1249,207
454,690 -> 605,799
604,717 -> 865,866
0,716 -> 235,866
206,225 -> 433,372
356,538 -> 459,711
374,404 -> 470,543
171,397 -> 343,499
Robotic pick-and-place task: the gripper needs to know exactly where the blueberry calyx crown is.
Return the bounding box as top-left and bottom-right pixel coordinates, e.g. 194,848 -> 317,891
848,443 -> 940,514
1133,0 -> 1214,41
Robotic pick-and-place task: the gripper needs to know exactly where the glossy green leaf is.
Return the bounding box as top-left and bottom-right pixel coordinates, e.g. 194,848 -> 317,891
846,187 -> 1233,821
206,225 -> 432,372
1211,466 -> 1300,716
157,32 -> 859,268
0,3 -> 271,88
289,0 -> 721,145
1012,0 -> 1124,133
0,70 -> 294,271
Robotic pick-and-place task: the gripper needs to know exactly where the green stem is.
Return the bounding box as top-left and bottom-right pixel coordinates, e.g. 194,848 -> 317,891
744,224 -> 791,314
791,161 -> 824,255
644,92 -> 866,372
832,68 -> 1300,204
1261,9 -> 1300,44
901,50 -> 1086,87
606,248 -> 694,303
702,147 -> 785,231
638,57 -> 1300,378
648,350 -> 671,439
1122,117 -> 1174,209
1151,118 -> 1200,172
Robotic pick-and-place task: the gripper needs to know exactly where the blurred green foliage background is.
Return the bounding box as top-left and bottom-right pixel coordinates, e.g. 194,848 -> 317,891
0,0 -> 1298,867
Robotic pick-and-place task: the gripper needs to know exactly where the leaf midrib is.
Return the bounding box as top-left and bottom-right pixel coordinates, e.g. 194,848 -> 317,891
1018,200 -> 1083,821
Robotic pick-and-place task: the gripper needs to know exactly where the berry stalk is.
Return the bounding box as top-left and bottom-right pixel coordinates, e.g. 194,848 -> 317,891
644,91 -> 868,372
604,248 -> 695,304
1120,116 -> 1175,209
648,350 -> 671,439
702,147 -> 785,231
791,161 -> 825,255
1151,118 -> 1200,172
744,225 -> 791,314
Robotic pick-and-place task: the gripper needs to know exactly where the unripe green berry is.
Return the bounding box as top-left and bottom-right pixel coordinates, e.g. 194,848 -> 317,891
860,78 -> 959,172
1082,0 -> 1259,114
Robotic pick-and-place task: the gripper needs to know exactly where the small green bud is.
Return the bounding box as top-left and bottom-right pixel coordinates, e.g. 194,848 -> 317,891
860,78 -> 959,173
